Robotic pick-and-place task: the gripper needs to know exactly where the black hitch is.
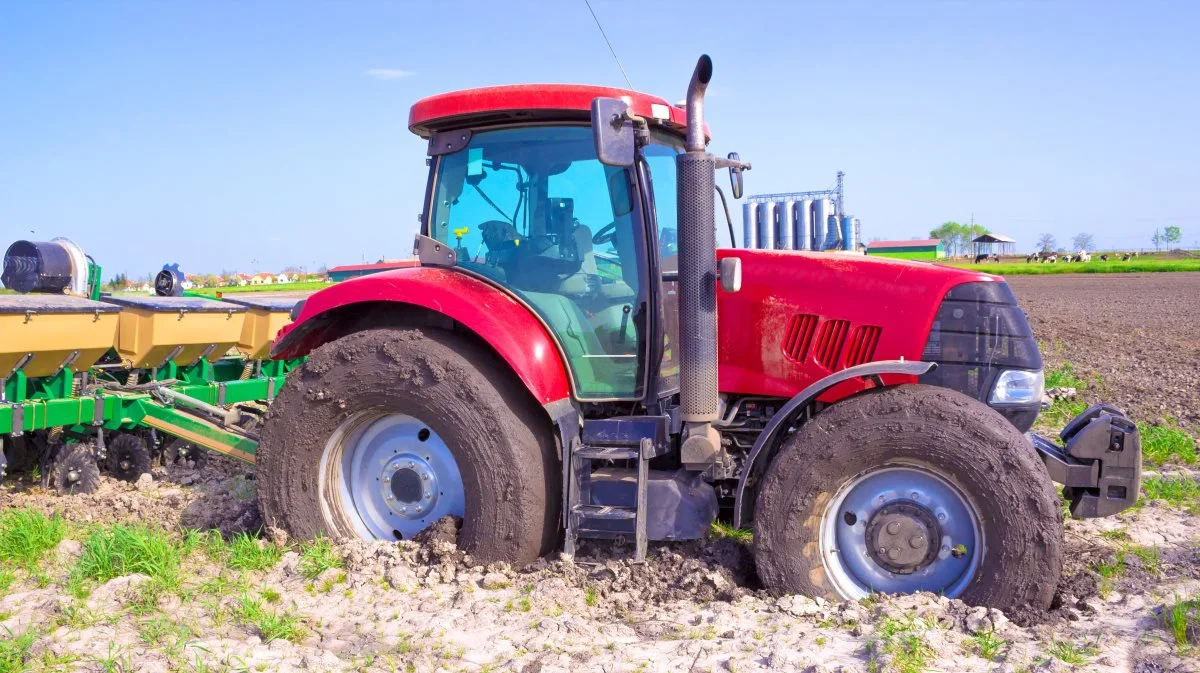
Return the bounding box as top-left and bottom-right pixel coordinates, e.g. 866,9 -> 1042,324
1032,403 -> 1141,518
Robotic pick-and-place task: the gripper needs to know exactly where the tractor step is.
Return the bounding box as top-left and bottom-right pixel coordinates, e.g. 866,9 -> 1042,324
564,415 -> 669,563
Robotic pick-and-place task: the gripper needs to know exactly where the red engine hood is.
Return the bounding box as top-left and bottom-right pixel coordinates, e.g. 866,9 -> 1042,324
716,249 -> 1000,398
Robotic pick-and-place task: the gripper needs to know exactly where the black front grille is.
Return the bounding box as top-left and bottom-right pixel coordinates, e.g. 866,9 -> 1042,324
920,281 -> 1042,431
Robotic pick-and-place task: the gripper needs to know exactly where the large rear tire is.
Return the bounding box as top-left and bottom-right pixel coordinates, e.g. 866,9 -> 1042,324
257,327 -> 560,566
753,384 -> 1062,611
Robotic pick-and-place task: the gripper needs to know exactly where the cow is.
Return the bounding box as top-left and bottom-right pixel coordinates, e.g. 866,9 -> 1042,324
1100,254 -> 1108,262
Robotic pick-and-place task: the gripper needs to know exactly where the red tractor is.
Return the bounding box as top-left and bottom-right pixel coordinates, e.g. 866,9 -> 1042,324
258,56 -> 1140,612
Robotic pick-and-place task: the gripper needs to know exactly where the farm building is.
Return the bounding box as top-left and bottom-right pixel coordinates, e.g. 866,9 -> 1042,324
865,239 -> 946,260
327,260 -> 420,282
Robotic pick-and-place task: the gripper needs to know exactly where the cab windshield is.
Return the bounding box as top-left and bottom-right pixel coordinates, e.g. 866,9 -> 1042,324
427,125 -> 647,400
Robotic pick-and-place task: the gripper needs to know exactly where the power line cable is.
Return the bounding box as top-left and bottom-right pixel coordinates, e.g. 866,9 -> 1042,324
582,0 -> 633,89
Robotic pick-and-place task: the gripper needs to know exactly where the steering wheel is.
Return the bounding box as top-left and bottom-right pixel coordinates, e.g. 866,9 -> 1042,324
592,221 -> 618,245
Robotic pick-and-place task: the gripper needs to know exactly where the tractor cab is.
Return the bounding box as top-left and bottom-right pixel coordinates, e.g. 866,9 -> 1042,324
411,86 -> 693,403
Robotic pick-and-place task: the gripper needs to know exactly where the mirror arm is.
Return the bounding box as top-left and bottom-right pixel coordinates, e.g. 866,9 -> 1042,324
714,157 -> 752,171
714,184 -> 737,249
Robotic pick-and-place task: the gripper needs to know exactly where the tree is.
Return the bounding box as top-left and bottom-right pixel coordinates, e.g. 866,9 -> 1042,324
1164,226 -> 1182,248
930,222 -> 965,256
1152,229 -> 1163,251
104,272 -> 128,291
1036,233 -> 1057,253
1071,233 -> 1095,252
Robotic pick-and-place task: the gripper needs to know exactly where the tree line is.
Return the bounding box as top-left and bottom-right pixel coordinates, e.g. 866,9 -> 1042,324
929,221 -> 989,256
1036,226 -> 1183,254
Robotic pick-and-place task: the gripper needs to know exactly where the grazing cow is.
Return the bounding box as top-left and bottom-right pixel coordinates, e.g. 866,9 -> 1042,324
1026,252 -> 1039,263
991,254 -> 1001,263
1076,251 -> 1091,263
1100,254 -> 1108,262
1121,253 -> 1131,261
974,253 -> 989,264
1047,254 -> 1058,263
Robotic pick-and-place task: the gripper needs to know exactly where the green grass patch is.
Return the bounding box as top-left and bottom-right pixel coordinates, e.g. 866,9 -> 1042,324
940,257 -> 1200,275
868,616 -> 934,673
710,519 -> 753,543
1095,553 -> 1126,598
0,508 -> 66,571
72,524 -> 181,589
189,281 -> 331,296
971,629 -> 1007,661
1045,637 -> 1099,665
232,594 -> 305,643
1140,419 -> 1198,466
1043,362 -> 1086,390
297,537 -> 342,580
1139,475 -> 1200,512
1161,595 -> 1200,649
0,626 -> 38,673
1039,399 -> 1087,429
227,532 -> 283,572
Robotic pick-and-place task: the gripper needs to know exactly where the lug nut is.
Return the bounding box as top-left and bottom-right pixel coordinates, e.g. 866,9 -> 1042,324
886,522 -> 900,535
909,535 -> 925,549
941,544 -> 950,552
937,513 -> 946,521
910,491 -> 920,500
887,548 -> 899,560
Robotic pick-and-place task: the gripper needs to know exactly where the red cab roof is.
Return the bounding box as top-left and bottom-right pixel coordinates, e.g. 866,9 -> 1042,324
408,84 -> 700,139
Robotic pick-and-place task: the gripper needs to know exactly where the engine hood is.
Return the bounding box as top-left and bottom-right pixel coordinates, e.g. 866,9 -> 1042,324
715,248 -> 1001,398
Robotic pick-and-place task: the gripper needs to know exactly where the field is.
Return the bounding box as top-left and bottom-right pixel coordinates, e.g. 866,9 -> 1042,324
2,274 -> 1199,672
188,281 -> 332,296
940,256 -> 1200,275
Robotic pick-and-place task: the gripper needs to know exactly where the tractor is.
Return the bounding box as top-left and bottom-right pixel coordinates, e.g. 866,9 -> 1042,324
258,56 -> 1140,612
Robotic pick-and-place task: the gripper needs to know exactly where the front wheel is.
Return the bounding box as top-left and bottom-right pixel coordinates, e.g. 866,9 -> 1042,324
753,384 -> 1063,611
257,327 -> 560,566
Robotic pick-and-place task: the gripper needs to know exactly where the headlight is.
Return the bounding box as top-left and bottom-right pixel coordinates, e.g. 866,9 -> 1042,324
989,369 -> 1044,405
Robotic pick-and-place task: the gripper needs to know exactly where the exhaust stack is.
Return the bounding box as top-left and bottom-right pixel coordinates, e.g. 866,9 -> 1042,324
676,55 -> 721,468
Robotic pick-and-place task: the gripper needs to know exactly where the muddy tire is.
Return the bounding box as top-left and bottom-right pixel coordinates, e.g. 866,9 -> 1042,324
53,443 -> 101,495
258,327 -> 560,566
105,434 -> 153,482
753,384 -> 1062,612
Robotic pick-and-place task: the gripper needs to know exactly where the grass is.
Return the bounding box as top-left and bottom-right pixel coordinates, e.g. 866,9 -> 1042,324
710,520 -> 753,543
971,629 -> 1007,661
227,532 -> 283,572
939,257 -> 1200,275
297,536 -> 342,580
0,627 -> 38,673
72,524 -> 181,590
1161,595 -> 1200,649
232,594 -> 305,643
1139,474 -> 1200,512
1141,419 -> 1198,465
1045,637 -> 1099,665
0,508 -> 66,571
189,280 -> 331,296
1095,553 -> 1126,597
868,617 -> 934,673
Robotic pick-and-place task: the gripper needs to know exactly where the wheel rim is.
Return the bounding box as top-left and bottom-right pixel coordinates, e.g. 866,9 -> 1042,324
319,411 -> 465,540
818,465 -> 983,599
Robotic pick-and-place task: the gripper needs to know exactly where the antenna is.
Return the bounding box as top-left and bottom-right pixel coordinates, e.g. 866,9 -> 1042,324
582,0 -> 633,89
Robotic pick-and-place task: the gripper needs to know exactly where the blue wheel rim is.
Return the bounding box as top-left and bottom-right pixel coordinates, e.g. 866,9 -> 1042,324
320,411 -> 466,540
818,464 -> 983,599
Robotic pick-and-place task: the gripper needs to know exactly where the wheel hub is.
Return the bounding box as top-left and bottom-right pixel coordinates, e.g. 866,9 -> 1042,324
864,500 -> 941,574
381,456 -> 439,519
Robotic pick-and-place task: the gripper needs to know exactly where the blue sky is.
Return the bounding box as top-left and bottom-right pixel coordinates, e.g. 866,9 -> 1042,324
2,1 -> 1197,278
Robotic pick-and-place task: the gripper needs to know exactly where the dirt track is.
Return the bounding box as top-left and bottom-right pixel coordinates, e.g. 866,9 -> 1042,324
1008,272 -> 1200,432
2,273 -> 1200,672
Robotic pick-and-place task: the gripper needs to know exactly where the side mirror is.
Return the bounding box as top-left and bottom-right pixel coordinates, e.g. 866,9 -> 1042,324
727,151 -> 744,199
719,256 -> 742,293
591,98 -> 635,167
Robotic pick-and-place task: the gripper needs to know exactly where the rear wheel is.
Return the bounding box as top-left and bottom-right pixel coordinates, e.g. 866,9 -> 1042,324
753,384 -> 1063,611
105,434 -> 153,482
53,443 -> 100,495
257,327 -> 560,565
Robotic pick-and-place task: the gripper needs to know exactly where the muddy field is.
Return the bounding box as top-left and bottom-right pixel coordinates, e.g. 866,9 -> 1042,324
2,273 -> 1199,672
1008,272 -> 1200,434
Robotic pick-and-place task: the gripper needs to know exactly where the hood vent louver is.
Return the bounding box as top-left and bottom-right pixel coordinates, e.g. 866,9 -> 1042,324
844,325 -> 883,367
782,314 -> 819,362
814,319 -> 851,370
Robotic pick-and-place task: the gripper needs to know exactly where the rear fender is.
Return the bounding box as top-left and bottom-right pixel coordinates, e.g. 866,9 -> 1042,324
732,360 -> 936,528
271,267 -> 572,407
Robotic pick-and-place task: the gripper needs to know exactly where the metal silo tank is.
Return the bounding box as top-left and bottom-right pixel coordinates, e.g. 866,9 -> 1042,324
757,201 -> 776,250
776,200 -> 795,250
813,199 -> 830,250
841,215 -> 857,251
796,199 -> 813,250
742,202 -> 758,249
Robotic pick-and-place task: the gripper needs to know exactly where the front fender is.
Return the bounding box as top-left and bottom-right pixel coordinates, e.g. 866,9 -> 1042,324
731,360 -> 936,528
271,267 -> 571,406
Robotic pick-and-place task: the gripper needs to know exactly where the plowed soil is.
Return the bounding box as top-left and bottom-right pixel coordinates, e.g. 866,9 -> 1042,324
1008,272 -> 1200,432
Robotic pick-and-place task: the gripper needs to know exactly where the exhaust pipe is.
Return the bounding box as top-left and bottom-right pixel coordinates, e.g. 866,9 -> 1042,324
676,55 -> 721,469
